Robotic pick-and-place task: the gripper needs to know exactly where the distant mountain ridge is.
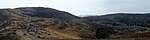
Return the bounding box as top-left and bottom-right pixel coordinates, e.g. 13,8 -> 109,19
84,13 -> 150,26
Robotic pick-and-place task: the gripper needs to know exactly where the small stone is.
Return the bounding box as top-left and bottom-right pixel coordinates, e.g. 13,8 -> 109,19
48,34 -> 51,35
24,34 -> 26,35
37,36 -> 41,38
13,33 -> 16,34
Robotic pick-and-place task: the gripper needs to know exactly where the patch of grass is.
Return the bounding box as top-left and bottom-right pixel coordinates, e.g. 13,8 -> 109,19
0,36 -> 20,40
123,32 -> 150,38
42,25 -> 96,39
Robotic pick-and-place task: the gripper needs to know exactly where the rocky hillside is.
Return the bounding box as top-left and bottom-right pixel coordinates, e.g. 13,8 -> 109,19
84,13 -> 150,26
0,7 -> 95,40
83,13 -> 150,39
0,7 -> 150,40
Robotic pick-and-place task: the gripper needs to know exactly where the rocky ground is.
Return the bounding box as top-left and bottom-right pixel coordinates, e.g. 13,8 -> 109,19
0,7 -> 150,40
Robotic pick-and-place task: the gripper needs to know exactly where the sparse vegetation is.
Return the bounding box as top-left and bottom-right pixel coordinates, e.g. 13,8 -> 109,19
0,7 -> 150,40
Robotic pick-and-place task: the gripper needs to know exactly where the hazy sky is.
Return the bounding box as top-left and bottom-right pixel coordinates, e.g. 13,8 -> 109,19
0,0 -> 150,16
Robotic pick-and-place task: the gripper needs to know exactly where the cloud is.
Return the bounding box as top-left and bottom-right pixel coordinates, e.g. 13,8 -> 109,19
49,0 -> 150,16
0,0 -> 150,16
98,0 -> 150,14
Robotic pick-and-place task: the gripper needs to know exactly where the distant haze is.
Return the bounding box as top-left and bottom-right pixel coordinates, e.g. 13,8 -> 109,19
0,0 -> 150,16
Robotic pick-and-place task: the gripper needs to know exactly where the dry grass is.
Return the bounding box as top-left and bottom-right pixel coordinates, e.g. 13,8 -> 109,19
122,32 -> 150,38
39,25 -> 95,39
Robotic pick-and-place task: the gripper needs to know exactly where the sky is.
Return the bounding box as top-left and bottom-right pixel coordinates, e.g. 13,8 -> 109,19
0,0 -> 150,16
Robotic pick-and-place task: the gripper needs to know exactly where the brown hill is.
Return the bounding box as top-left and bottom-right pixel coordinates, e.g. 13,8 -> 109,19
0,7 -> 150,40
